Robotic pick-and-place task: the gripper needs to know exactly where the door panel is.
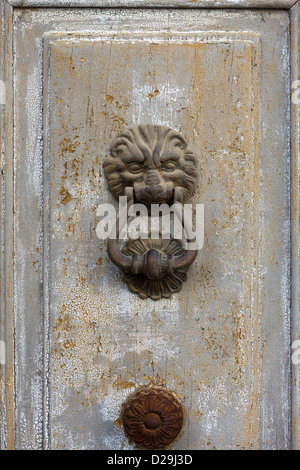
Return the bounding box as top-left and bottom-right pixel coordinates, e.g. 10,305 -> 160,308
8,7 -> 292,449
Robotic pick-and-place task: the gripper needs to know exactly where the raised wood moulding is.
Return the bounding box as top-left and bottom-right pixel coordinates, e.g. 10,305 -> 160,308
4,0 -> 298,9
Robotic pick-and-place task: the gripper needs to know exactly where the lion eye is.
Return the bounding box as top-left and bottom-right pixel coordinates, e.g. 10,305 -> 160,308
127,162 -> 144,173
172,137 -> 186,149
161,161 -> 177,172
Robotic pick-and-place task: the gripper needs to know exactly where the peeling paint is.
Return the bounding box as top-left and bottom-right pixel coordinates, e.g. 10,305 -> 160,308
4,6 -> 293,450
0,341 -> 5,365
0,80 -> 6,104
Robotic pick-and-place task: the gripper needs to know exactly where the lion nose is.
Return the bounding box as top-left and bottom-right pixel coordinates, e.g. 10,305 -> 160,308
144,185 -> 163,198
146,169 -> 161,187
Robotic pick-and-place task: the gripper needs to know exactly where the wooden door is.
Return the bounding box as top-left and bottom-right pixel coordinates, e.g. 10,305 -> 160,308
1,0 -> 299,450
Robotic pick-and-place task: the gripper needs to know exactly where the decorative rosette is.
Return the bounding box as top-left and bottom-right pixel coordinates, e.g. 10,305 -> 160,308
122,386 -> 184,449
121,238 -> 188,300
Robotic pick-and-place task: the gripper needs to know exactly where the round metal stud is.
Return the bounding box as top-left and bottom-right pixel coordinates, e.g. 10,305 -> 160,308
121,386 -> 184,449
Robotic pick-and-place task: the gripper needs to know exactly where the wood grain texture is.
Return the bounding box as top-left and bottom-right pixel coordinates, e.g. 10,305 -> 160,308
290,0 -> 300,451
0,4 -> 297,450
43,30 -> 260,450
0,0 -> 15,451
3,0 -> 298,9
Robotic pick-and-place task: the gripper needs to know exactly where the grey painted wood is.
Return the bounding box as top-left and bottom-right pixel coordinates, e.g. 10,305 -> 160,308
1,2 -> 299,450
290,1 -> 300,450
3,0 -> 298,8
0,0 -> 15,451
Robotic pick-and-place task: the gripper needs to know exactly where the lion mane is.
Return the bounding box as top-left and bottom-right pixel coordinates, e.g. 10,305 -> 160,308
103,124 -> 197,204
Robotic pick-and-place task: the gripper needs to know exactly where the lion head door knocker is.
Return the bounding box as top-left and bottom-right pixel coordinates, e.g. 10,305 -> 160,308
103,124 -> 199,300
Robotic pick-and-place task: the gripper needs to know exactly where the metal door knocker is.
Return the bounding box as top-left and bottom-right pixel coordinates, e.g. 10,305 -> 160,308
103,124 -> 198,300
121,386 -> 184,449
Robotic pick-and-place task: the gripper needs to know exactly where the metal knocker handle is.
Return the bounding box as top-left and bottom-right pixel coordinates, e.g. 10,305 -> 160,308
107,188 -> 198,279
103,124 -> 199,300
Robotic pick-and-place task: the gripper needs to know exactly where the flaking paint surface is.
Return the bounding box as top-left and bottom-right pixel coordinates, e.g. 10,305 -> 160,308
11,8 -> 291,449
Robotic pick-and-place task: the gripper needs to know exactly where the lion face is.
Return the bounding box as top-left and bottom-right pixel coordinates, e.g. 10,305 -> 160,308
104,124 -> 197,205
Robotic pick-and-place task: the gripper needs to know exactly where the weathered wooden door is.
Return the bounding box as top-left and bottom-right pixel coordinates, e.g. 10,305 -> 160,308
1,0 -> 300,450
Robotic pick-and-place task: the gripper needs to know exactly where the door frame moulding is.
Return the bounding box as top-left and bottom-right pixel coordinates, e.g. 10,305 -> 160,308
2,0 -> 299,9
0,0 -> 299,450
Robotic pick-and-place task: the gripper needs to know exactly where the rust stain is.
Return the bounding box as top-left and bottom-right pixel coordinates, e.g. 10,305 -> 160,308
105,94 -> 114,103
68,57 -> 76,71
112,380 -> 136,390
147,89 -> 160,100
59,137 -> 80,157
63,340 -> 74,350
60,186 -> 72,205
